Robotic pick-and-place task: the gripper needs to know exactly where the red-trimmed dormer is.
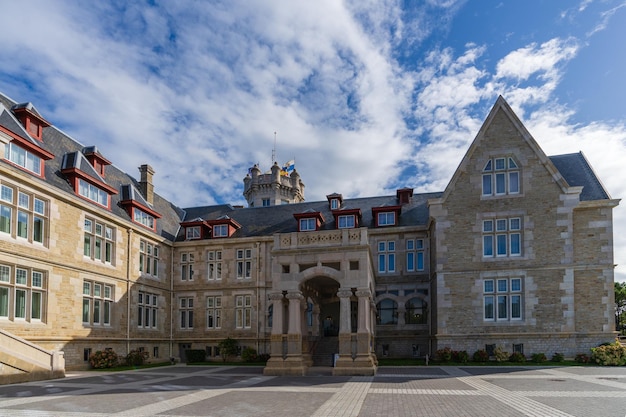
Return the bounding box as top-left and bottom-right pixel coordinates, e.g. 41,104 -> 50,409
206,215 -> 241,238
120,184 -> 161,232
294,209 -> 325,232
11,103 -> 51,141
396,187 -> 413,205
331,207 -> 361,229
326,193 -> 343,210
180,218 -> 211,240
372,205 -> 401,227
83,146 -> 112,178
61,151 -> 118,209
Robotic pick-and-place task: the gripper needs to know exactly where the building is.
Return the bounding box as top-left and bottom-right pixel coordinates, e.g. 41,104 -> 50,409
0,92 -> 619,381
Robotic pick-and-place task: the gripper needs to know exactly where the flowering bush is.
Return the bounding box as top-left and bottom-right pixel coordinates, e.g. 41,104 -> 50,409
125,349 -> 149,366
435,347 -> 453,362
472,349 -> 489,362
493,346 -> 509,362
89,350 -> 119,369
591,339 -> 626,366
452,350 -> 469,363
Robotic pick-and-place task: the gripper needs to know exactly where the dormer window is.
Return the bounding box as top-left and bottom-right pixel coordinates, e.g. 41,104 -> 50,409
134,208 -> 155,229
11,103 -> 51,141
482,157 -> 520,196
326,193 -> 343,210
377,212 -> 395,226
186,226 -> 201,239
338,215 -> 355,228
294,210 -> 324,232
5,142 -> 43,175
79,179 -> 109,207
213,224 -> 228,237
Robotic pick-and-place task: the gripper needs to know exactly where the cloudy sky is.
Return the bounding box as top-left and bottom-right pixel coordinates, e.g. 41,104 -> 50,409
0,0 -> 624,280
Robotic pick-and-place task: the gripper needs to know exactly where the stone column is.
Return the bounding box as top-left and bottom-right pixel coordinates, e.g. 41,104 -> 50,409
337,289 -> 353,335
267,293 -> 285,358
282,291 -> 307,375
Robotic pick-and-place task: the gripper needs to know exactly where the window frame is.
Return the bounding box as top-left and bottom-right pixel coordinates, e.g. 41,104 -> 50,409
483,278 -> 523,322
482,157 -> 520,197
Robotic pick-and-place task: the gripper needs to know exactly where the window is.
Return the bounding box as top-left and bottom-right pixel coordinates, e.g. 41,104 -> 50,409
406,239 -> 425,271
236,249 -> 252,279
180,252 -> 194,281
82,280 -> 112,326
206,296 -> 222,329
78,178 -> 109,207
483,278 -> 522,321
377,212 -> 395,226
330,199 -> 339,209
299,218 -> 316,231
482,157 -> 520,196
235,295 -> 252,328
84,218 -> 115,264
213,224 -> 228,237
405,298 -> 427,324
0,184 -> 48,244
5,142 -> 42,175
134,208 -> 155,229
207,250 -> 222,280
262,198 -> 270,207
337,215 -> 355,229
376,299 -> 397,325
139,240 -> 159,277
378,241 -> 395,273
138,291 -> 158,329
483,218 -> 522,257
179,297 -> 194,329
186,226 -> 201,240
0,265 -> 46,322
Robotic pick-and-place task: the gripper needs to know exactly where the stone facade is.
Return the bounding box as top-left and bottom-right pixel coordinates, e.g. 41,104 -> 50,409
0,93 -> 619,377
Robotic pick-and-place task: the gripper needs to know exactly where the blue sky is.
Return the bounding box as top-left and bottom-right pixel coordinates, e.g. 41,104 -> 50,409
0,0 -> 624,280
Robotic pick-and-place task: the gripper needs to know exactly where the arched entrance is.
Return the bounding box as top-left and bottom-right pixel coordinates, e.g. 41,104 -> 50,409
263,272 -> 377,376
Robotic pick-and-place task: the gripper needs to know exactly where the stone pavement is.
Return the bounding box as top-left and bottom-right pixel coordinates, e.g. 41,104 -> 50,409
1,365 -> 625,417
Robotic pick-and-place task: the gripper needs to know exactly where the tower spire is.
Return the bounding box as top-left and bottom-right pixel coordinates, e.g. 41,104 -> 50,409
272,131 -> 277,165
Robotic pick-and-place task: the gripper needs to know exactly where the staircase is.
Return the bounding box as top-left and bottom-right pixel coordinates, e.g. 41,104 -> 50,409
312,336 -> 338,366
0,329 -> 65,385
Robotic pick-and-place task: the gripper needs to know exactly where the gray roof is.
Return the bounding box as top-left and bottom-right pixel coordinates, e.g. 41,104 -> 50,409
0,92 -> 184,240
549,152 -> 610,201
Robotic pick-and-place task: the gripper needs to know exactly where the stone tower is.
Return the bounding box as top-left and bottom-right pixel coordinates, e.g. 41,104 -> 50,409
243,162 -> 305,207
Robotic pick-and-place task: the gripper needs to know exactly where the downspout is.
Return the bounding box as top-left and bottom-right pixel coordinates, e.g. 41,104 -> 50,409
126,228 -> 133,355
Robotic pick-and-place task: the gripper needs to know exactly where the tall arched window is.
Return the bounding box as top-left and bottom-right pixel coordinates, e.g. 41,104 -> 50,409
377,299 -> 397,325
405,298 -> 427,324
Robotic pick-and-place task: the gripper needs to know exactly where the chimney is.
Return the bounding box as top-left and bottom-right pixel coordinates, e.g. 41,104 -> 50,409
139,164 -> 155,205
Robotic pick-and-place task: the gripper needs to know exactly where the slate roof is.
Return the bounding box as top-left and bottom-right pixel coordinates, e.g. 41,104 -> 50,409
0,92 -> 184,241
178,192 -> 442,241
549,152 -> 610,201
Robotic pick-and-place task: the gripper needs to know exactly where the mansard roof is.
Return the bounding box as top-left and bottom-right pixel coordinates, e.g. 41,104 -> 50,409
177,191 -> 441,241
0,92 -> 184,240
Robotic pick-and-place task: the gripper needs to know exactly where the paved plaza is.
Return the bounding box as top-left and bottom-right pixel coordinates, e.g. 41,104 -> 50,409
1,365 -> 625,416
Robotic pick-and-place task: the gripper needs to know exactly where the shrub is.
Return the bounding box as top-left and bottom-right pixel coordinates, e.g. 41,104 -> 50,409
493,346 -> 509,362
509,352 -> 526,363
185,349 -> 207,363
125,349 -> 149,366
218,337 -> 239,362
575,353 -> 591,364
531,353 -> 547,363
551,352 -> 564,363
472,349 -> 489,362
258,353 -> 271,363
241,347 -> 258,363
591,339 -> 626,366
435,347 -> 453,362
452,350 -> 469,363
89,349 -> 119,369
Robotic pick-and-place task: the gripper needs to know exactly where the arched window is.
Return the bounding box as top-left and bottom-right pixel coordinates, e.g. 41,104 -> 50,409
377,299 -> 397,325
405,298 -> 427,324
267,304 -> 273,328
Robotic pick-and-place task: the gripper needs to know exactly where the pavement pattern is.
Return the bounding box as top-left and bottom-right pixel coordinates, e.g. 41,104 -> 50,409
1,365 -> 625,416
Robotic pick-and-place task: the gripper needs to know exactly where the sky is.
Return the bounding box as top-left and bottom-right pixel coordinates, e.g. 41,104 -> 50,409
0,0 -> 624,281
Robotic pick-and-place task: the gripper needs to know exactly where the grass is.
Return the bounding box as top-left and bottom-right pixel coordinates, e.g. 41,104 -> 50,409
377,358 -> 593,367
90,361 -> 173,372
